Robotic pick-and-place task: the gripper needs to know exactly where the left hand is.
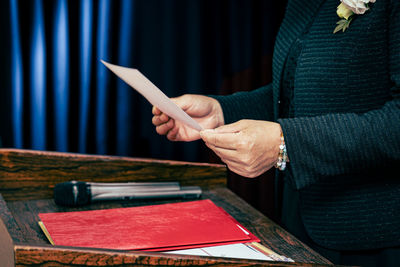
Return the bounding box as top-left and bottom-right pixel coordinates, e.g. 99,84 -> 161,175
200,120 -> 282,178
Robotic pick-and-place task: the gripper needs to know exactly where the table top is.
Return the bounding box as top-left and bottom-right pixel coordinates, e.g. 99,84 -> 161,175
1,188 -> 332,266
0,149 -> 334,266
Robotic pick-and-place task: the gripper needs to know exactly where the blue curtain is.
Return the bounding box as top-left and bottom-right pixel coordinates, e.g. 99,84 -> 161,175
53,0 -> 69,152
79,0 -> 93,153
2,0 -> 284,163
1,0 -> 287,219
9,0 -> 24,148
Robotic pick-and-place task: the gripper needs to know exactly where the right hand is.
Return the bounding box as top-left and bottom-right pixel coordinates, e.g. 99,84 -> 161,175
152,94 -> 224,141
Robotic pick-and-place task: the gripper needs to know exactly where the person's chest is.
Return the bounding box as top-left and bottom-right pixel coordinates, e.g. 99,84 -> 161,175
274,0 -> 392,116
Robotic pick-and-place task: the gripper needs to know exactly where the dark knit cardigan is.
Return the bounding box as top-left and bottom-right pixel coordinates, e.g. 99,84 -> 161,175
214,0 -> 400,250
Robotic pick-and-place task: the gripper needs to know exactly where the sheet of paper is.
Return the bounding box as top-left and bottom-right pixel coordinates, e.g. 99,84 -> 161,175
165,243 -> 294,262
165,243 -> 272,260
101,60 -> 203,131
165,243 -> 271,261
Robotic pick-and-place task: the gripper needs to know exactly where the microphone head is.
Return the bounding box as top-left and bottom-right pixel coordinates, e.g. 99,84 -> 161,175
54,181 -> 91,206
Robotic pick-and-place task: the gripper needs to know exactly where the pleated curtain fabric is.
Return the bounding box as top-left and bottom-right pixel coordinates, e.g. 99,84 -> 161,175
1,0 -> 286,218
3,0 -> 284,162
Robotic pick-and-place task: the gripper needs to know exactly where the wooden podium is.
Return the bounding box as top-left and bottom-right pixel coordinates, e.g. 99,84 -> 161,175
0,149 -> 333,266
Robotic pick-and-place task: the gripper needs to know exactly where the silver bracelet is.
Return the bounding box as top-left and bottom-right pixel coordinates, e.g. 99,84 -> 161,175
275,133 -> 288,171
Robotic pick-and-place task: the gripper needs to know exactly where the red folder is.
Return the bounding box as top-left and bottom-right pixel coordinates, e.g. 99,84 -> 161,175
39,199 -> 259,251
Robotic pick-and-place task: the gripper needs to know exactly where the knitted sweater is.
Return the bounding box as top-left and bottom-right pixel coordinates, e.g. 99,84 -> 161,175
213,0 -> 400,250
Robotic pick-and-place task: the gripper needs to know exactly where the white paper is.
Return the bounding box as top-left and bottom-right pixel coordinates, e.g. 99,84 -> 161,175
164,243 -> 294,262
164,243 -> 274,261
101,60 -> 203,131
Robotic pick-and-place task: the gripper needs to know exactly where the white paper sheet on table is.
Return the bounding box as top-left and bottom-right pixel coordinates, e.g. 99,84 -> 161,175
101,60 -> 203,131
164,243 -> 294,262
165,243 -> 274,261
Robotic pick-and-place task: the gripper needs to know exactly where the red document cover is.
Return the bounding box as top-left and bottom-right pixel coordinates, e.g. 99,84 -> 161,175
142,207 -> 259,252
39,199 -> 259,251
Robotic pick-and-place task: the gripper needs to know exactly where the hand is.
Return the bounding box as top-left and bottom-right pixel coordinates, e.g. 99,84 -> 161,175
200,120 -> 282,178
152,94 -> 224,141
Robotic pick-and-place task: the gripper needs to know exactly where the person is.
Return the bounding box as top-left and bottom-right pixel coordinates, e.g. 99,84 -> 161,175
152,0 -> 400,266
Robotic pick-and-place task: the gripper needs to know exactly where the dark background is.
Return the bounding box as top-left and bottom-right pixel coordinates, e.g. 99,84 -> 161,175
0,0 -> 287,219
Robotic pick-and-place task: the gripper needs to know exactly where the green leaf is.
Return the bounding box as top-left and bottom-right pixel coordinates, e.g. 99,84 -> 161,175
333,18 -> 353,34
333,24 -> 343,34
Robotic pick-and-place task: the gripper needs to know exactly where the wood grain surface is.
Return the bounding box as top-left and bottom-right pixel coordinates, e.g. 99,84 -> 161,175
0,189 -> 333,266
0,149 -> 227,201
14,245 -> 334,267
0,149 -> 335,266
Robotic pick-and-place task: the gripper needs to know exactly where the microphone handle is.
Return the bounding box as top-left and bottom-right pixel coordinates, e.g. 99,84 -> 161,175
89,181 -> 180,190
89,181 -> 181,199
91,186 -> 202,201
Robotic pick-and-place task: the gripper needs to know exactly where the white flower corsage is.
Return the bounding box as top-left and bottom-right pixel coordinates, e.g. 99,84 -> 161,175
334,0 -> 376,33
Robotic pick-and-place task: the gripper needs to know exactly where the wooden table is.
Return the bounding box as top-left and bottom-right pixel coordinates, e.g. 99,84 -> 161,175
0,149 -> 334,266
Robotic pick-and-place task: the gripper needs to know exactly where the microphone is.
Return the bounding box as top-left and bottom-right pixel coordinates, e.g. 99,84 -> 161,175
54,181 -> 202,207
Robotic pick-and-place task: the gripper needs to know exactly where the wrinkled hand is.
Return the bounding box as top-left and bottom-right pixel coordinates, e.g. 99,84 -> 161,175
200,120 -> 282,178
152,94 -> 224,141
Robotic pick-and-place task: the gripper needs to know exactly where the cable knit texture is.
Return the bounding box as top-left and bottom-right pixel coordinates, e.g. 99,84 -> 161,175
213,0 -> 400,250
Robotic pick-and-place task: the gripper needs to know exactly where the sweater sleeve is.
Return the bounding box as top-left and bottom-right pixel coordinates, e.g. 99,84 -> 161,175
278,2 -> 400,190
211,84 -> 274,124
